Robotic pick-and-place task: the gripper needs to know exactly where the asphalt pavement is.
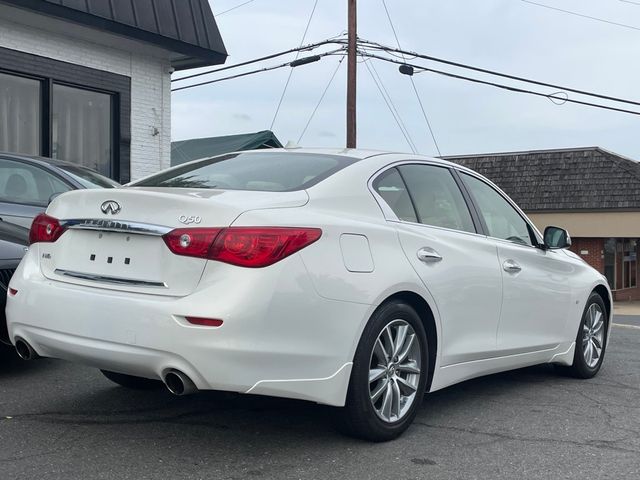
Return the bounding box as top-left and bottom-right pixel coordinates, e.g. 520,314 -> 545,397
0,318 -> 638,480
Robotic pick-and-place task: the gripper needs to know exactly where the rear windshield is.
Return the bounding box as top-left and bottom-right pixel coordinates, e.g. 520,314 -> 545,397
132,152 -> 358,192
57,165 -> 120,189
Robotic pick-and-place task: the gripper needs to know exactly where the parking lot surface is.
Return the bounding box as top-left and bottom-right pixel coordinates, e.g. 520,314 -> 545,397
1,319 -> 638,480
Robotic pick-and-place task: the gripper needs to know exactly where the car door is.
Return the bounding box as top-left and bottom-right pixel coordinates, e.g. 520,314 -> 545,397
372,164 -> 503,366
0,158 -> 72,227
459,171 -> 572,354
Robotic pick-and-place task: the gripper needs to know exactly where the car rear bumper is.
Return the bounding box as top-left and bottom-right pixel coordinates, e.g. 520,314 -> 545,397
7,248 -> 369,406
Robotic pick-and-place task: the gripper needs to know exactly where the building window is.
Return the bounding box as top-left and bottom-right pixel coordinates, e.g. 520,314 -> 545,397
0,47 -> 131,182
622,239 -> 637,289
604,238 -> 616,290
0,72 -> 41,155
52,84 -> 113,177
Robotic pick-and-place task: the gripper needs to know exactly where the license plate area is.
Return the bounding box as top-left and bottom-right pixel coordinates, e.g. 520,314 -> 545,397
40,230 -> 208,296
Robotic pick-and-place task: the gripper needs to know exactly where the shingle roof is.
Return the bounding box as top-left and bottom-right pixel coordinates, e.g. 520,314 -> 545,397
444,147 -> 640,212
1,0 -> 227,69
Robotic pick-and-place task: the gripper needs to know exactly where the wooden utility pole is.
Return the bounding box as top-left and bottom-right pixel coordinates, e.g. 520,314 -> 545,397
346,0 -> 357,148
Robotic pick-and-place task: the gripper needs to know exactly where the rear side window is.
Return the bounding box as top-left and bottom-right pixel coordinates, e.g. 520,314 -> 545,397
0,158 -> 71,206
398,164 -> 476,233
373,168 -> 417,222
133,152 -> 358,192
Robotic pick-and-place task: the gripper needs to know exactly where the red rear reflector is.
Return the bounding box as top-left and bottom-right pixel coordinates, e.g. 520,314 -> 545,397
185,316 -> 223,327
8,288 -> 17,296
29,213 -> 66,245
162,227 -> 322,268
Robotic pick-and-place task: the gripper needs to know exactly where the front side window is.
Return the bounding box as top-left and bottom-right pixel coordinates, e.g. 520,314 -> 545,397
52,84 -> 113,177
398,164 -> 475,233
0,159 -> 71,206
0,72 -> 41,156
461,172 -> 533,246
134,152 -> 358,191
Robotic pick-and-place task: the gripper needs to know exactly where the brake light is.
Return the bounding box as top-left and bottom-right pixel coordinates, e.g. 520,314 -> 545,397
29,213 -> 66,245
162,227 -> 322,267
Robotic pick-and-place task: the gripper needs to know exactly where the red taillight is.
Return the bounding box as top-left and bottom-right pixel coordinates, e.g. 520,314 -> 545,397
185,316 -> 224,327
162,227 -> 322,268
8,288 -> 17,297
29,213 -> 66,245
162,228 -> 222,258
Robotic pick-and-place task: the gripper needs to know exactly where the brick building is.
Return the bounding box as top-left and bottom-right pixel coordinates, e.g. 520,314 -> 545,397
0,0 -> 227,182
447,147 -> 640,301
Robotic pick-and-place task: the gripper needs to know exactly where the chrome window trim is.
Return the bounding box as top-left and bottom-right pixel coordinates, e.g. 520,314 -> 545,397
59,219 -> 172,236
54,269 -> 167,288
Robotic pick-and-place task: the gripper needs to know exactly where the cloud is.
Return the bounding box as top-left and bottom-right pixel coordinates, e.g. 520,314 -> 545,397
171,0 -> 640,159
233,113 -> 252,121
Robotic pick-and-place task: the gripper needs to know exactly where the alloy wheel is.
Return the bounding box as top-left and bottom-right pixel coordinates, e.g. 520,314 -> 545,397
582,303 -> 605,369
368,319 -> 421,423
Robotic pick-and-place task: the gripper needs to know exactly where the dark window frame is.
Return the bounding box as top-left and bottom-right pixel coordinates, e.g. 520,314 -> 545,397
0,46 -> 131,182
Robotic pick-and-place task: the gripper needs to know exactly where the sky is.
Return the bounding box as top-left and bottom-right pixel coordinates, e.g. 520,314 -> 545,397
171,0 -> 640,159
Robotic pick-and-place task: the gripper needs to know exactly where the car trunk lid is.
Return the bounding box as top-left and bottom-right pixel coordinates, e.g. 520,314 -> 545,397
39,187 -> 308,296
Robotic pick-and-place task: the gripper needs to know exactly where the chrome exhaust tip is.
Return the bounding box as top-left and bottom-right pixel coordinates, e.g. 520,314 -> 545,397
164,370 -> 197,396
15,338 -> 38,361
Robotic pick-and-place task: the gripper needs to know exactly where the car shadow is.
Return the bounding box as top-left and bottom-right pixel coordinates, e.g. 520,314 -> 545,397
24,363 -> 566,443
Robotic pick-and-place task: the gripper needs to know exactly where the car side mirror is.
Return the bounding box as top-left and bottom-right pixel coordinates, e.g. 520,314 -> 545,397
543,226 -> 571,249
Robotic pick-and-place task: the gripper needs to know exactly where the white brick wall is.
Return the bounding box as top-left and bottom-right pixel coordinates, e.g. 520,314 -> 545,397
0,17 -> 171,181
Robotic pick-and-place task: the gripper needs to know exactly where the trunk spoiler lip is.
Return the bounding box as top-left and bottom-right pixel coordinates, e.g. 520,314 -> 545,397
59,219 -> 173,236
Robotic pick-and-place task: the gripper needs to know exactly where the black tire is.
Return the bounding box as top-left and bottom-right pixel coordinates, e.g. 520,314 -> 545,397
100,370 -> 164,390
560,292 -> 608,379
338,300 -> 428,442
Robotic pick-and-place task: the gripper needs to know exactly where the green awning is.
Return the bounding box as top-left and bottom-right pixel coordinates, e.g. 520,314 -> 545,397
171,130 -> 283,166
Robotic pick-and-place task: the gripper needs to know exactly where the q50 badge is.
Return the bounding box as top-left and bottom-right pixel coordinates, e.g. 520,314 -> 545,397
179,215 -> 202,225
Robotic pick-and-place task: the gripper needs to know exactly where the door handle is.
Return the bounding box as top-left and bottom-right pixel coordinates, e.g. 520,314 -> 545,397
503,259 -> 522,273
417,247 -> 442,263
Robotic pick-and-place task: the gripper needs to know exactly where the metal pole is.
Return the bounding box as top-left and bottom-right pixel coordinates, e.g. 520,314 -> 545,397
346,0 -> 357,148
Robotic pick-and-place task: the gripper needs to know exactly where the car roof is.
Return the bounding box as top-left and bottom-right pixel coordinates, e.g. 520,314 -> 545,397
0,151 -> 84,169
253,148 -> 470,170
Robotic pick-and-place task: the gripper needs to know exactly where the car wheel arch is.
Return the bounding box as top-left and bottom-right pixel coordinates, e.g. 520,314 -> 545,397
359,290 -> 438,393
592,284 -> 611,321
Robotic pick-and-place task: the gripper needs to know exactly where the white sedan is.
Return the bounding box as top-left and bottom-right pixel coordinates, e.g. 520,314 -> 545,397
6,149 -> 611,441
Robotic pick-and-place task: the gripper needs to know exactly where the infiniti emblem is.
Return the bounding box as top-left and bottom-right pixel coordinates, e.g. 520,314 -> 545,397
100,200 -> 121,215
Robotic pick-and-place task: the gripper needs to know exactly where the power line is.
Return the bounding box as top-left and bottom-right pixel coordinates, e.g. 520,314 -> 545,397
172,49 -> 345,92
359,39 -> 640,108
380,0 -> 441,155
215,0 -> 256,17
361,51 -> 640,117
270,0 -> 320,131
172,39 -> 341,83
362,58 -> 417,153
620,0 -> 640,5
368,59 -> 418,153
298,57 -> 345,143
520,0 -> 640,31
